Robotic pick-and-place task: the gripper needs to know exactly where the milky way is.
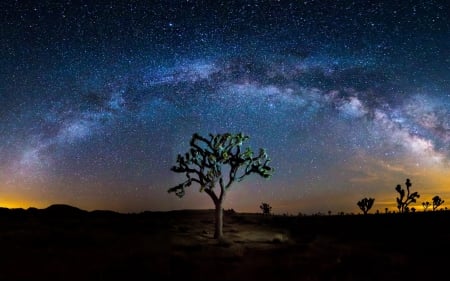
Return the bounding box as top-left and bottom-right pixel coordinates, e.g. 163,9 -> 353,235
0,1 -> 449,213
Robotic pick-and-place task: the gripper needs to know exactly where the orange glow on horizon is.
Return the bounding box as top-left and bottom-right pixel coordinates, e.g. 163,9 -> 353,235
0,200 -> 39,210
1,167 -> 449,214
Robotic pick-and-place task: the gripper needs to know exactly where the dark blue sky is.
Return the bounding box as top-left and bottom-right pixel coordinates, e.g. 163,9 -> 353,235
0,0 -> 449,213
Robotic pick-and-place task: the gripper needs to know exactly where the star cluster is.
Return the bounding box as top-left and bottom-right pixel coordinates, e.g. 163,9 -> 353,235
0,1 -> 449,213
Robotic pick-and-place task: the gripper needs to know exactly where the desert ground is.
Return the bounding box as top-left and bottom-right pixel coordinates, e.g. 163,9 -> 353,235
0,205 -> 448,280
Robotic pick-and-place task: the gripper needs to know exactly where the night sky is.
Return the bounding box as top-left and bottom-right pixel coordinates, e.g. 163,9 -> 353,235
1,0 -> 449,214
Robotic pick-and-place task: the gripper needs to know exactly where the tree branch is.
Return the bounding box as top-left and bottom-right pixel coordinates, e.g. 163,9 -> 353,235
204,188 -> 219,205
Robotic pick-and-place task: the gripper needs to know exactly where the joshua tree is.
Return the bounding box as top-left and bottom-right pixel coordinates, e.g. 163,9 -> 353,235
422,201 -> 431,212
432,195 -> 445,211
357,197 -> 375,215
395,178 -> 420,213
169,133 -> 273,239
260,202 -> 272,215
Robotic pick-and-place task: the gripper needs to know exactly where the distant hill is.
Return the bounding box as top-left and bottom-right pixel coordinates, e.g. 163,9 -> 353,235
0,205 -> 234,217
40,204 -> 88,217
44,204 -> 86,212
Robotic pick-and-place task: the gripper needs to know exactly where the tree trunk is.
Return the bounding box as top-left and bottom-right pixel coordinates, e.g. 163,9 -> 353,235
214,201 -> 223,239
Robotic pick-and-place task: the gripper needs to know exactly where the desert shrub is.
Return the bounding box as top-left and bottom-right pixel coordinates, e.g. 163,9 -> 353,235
260,202 -> 272,215
395,178 -> 420,213
357,197 -> 375,215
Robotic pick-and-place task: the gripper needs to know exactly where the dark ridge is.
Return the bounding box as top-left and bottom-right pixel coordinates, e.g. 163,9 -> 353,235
42,204 -> 88,216
89,209 -> 120,216
165,209 -> 215,214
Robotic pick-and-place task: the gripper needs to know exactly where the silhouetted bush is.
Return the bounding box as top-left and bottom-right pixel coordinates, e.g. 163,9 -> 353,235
395,178 -> 420,213
422,201 -> 431,212
432,196 -> 445,211
260,202 -> 272,215
224,208 -> 236,215
357,197 -> 375,215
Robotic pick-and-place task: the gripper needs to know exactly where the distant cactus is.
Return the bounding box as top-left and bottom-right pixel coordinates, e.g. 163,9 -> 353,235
357,197 -> 375,215
260,202 -> 272,215
432,196 -> 445,211
422,201 -> 430,212
395,178 -> 420,213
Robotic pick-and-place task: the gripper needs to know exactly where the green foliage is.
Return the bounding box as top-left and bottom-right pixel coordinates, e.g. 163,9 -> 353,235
260,202 -> 272,215
357,197 -> 375,215
168,132 -> 274,199
432,195 -> 445,211
395,178 -> 420,213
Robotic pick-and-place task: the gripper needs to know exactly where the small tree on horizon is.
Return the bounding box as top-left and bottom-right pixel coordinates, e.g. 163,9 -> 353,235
168,133 -> 274,239
260,202 -> 272,215
357,197 -> 375,215
395,178 -> 420,213
432,195 -> 445,211
422,201 -> 431,212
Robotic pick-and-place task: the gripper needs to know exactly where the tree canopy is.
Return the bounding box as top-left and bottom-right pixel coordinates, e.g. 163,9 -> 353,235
169,132 -> 273,200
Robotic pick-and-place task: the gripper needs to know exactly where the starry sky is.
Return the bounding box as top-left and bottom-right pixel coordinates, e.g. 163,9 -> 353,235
1,0 -> 449,214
